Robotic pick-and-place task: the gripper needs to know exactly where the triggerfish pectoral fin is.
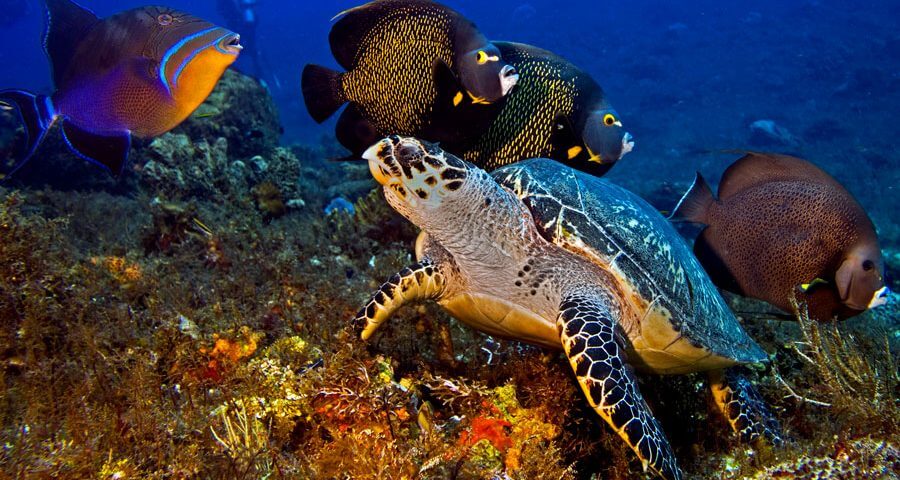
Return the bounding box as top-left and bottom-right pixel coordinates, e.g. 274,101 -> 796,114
0,89 -> 56,178
60,120 -> 131,176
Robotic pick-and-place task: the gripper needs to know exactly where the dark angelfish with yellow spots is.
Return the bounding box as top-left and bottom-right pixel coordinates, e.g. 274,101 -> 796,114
446,42 -> 634,177
671,152 -> 889,321
0,0 -> 241,176
301,0 -> 519,157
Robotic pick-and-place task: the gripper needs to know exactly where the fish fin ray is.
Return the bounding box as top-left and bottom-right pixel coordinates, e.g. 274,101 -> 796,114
60,120 -> 131,176
335,103 -> 380,157
669,172 -> 715,225
301,64 -> 345,123
44,0 -> 100,88
0,90 -> 55,178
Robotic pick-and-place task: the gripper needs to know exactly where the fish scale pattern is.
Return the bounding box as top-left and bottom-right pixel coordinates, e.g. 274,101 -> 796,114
462,46 -> 577,168
342,7 -> 455,135
558,292 -> 681,480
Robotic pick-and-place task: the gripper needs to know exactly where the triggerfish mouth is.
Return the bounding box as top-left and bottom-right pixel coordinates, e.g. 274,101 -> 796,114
0,0 -> 241,177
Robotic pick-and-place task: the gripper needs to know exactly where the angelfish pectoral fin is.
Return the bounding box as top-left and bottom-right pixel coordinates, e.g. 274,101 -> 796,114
798,278 -> 829,293
60,120 -> 131,176
355,260 -> 445,340
557,293 -> 682,480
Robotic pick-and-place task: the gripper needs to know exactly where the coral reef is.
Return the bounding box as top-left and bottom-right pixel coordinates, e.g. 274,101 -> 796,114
0,67 -> 897,480
173,70 -> 282,159
750,438 -> 899,480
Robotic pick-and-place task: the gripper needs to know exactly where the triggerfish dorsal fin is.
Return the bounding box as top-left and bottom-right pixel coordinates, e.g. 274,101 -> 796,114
0,90 -> 56,178
669,172 -> 716,225
44,0 -> 99,87
60,120 -> 131,176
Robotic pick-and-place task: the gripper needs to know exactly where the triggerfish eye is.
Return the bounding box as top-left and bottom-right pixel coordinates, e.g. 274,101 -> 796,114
157,13 -> 174,26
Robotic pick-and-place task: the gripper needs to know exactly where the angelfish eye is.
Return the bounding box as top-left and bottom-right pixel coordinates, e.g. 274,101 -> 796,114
862,260 -> 875,271
476,51 -> 488,65
603,113 -> 617,126
157,13 -> 174,26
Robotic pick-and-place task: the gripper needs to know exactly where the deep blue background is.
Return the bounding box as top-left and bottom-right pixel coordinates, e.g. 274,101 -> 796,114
1,0 -> 898,226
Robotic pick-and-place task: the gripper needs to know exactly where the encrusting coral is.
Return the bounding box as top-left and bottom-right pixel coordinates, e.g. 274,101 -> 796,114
0,70 -> 897,479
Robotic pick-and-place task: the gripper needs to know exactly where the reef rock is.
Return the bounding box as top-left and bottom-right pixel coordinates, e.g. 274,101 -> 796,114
173,70 -> 281,159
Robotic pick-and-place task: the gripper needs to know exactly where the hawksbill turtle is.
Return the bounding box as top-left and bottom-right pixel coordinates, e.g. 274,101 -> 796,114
354,136 -> 783,479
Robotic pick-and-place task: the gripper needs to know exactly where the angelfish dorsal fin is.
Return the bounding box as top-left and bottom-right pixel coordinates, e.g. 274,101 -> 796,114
44,0 -> 100,87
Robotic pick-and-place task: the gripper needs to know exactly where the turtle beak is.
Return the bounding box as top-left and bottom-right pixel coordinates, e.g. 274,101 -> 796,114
363,139 -> 393,186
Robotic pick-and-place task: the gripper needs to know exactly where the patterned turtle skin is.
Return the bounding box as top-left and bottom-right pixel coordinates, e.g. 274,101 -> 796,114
354,136 -> 782,480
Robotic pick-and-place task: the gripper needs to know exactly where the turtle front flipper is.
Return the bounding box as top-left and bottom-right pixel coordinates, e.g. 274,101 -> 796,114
558,293 -> 681,480
709,368 -> 785,446
355,260 -> 446,340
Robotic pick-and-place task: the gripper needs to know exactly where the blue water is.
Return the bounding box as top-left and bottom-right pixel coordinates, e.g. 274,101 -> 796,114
2,1 -> 898,220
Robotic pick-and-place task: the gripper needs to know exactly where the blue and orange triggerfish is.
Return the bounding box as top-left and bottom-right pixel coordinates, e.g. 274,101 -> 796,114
0,0 -> 242,176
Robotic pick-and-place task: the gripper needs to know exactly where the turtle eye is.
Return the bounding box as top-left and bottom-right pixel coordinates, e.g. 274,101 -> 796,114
476,51 -> 488,65
862,260 -> 875,271
603,113 -> 617,126
157,13 -> 174,26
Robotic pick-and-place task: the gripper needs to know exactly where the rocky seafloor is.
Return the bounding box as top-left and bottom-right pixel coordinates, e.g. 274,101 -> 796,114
0,71 -> 897,479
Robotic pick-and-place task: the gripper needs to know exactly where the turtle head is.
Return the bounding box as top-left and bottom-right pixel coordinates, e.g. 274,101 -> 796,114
363,136 -> 473,216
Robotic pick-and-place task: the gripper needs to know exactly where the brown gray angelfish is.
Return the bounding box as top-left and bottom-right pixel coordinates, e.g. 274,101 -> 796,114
671,152 -> 889,321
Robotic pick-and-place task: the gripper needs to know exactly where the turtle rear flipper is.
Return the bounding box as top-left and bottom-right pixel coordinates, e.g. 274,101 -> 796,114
709,368 -> 785,446
558,293 -> 682,480
355,260 -> 446,340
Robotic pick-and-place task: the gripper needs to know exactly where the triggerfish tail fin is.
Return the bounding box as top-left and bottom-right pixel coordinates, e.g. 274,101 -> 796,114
60,120 -> 131,176
669,172 -> 715,225
0,89 -> 56,178
301,64 -> 346,123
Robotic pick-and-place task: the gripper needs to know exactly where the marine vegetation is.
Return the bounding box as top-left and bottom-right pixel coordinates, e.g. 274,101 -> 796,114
0,70 -> 897,480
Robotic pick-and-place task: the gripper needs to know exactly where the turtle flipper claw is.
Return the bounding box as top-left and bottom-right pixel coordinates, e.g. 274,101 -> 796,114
709,368 -> 785,447
354,260 -> 446,340
557,293 -> 682,480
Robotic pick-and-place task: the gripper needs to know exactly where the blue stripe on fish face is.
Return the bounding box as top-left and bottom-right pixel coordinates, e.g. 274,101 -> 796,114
158,26 -> 220,96
171,30 -> 237,89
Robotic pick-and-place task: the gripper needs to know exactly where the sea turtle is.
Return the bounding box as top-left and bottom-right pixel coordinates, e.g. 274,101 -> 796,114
354,136 -> 783,479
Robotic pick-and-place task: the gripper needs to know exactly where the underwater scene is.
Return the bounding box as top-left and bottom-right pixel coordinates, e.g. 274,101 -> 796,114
0,0 -> 897,478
